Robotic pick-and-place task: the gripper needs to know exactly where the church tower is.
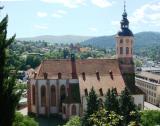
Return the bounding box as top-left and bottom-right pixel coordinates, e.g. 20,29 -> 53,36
116,1 -> 134,74
116,2 -> 136,93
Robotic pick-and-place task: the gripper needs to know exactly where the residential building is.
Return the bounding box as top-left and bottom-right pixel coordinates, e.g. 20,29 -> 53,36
136,72 -> 160,106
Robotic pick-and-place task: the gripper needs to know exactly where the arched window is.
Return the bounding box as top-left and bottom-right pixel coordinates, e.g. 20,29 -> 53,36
32,85 -> 35,105
51,85 -> 56,106
120,47 -> 123,54
60,85 -> 66,101
41,85 -> 46,107
71,105 -> 76,115
126,47 -> 129,55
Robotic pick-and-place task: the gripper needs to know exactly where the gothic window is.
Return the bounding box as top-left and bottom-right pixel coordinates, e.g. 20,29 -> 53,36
120,47 -> 123,54
58,73 -> 62,79
82,72 -> 86,81
96,72 -> 100,80
32,85 -> 35,105
60,85 -> 66,101
120,39 -> 123,44
41,85 -> 46,107
71,105 -> 76,115
51,85 -> 56,106
126,47 -> 129,55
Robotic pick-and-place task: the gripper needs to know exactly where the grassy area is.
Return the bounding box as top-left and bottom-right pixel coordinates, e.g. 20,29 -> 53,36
35,116 -> 66,126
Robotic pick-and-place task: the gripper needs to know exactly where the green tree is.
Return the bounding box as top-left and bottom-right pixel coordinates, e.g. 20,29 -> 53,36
64,116 -> 81,126
119,88 -> 140,125
13,112 -> 38,126
82,87 -> 99,126
105,88 -> 119,113
0,14 -> 22,126
89,108 -> 122,126
141,110 -> 160,126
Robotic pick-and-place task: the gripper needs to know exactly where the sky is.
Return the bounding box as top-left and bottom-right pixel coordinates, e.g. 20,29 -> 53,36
0,0 -> 160,38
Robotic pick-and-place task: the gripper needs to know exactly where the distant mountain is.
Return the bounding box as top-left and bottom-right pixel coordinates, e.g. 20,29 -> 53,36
81,32 -> 160,49
17,35 -> 93,44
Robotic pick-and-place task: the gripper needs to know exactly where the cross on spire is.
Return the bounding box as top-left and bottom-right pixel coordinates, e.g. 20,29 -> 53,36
124,0 -> 126,12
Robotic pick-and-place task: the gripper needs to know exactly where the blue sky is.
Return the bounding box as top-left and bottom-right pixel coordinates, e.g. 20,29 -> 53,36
0,0 -> 160,38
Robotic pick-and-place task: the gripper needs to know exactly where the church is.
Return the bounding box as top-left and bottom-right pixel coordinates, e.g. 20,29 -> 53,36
27,5 -> 144,119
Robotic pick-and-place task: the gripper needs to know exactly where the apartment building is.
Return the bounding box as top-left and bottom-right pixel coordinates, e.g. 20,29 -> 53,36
136,72 -> 160,106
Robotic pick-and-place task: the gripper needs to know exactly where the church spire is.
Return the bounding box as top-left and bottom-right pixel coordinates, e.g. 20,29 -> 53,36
117,1 -> 133,36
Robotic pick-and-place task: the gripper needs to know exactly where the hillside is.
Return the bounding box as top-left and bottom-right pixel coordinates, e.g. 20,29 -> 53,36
81,32 -> 160,49
17,35 -> 93,44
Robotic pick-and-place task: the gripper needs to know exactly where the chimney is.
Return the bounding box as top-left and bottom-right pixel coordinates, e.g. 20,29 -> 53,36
70,53 -> 77,79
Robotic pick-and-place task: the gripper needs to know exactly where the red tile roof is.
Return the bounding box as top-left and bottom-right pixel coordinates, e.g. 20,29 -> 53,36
34,59 -> 122,79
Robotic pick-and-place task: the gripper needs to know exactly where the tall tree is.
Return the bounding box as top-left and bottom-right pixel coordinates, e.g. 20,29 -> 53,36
0,14 -> 21,126
105,88 -> 119,114
82,87 -> 99,126
119,88 -> 140,125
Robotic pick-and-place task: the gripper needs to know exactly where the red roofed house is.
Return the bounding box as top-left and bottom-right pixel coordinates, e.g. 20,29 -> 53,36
27,6 -> 144,119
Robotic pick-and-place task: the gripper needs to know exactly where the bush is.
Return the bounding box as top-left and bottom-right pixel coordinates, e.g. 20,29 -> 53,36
141,110 -> 160,126
13,112 -> 38,126
64,116 -> 81,126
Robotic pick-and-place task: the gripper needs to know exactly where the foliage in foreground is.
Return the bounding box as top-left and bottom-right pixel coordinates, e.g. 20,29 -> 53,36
64,116 -> 81,126
0,13 -> 22,126
13,112 -> 38,126
141,110 -> 160,126
89,108 -> 122,126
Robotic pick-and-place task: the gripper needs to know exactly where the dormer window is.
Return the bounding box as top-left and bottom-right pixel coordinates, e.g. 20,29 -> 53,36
109,70 -> 113,80
84,89 -> 88,96
82,72 -> 86,81
99,88 -> 103,96
58,73 -> 62,79
96,72 -> 100,81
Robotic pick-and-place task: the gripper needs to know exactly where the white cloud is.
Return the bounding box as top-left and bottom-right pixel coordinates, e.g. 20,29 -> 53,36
89,27 -> 97,32
129,1 -> 160,27
0,0 -> 28,1
37,12 -> 48,18
34,24 -> 48,30
41,0 -> 86,8
51,10 -> 67,18
91,0 -> 112,8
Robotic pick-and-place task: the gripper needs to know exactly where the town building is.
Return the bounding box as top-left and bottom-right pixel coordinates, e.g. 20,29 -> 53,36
136,72 -> 160,106
27,4 -> 144,119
